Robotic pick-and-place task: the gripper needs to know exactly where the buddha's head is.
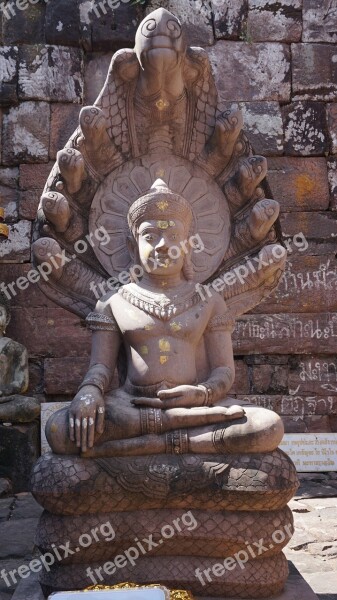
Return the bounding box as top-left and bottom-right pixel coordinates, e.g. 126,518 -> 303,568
135,8 -> 186,71
127,179 -> 194,281
0,294 -> 10,337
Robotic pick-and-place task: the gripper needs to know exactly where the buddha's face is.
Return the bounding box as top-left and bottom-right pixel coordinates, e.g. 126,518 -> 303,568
136,218 -> 187,277
0,306 -> 8,336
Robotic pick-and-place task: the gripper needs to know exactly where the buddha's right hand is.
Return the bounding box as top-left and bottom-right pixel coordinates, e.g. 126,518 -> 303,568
69,385 -> 105,452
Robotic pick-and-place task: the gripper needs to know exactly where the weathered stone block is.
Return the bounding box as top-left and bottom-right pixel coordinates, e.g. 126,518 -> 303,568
19,162 -> 53,191
91,2 -> 144,51
288,355 -> 337,396
19,45 -> 83,103
292,43 -> 337,101
282,102 -> 329,156
207,42 -> 291,101
0,264 -> 55,309
0,83 -> 18,107
228,359 -> 250,394
2,102 -> 50,165
44,357 -> 90,395
327,104 -> 337,154
50,104 -> 80,159
147,0 -> 214,46
255,255 -> 337,314
247,0 -> 302,42
0,220 -> 31,263
3,2 -> 46,45
280,212 -> 337,256
327,157 -> 337,210
251,364 -> 288,394
268,157 -> 330,212
84,52 -> 113,105
221,101 -> 283,155
0,46 -> 17,84
6,307 -> 91,359
233,314 -> 337,355
19,191 -> 40,221
303,0 -> 337,43
45,0 -> 80,46
212,0 -> 248,40
0,167 -> 19,189
0,179 -> 18,223
0,422 -> 39,493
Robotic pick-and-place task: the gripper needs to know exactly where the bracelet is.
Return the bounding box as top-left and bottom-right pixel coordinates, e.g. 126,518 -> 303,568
78,378 -> 105,395
197,383 -> 213,406
166,430 -> 189,455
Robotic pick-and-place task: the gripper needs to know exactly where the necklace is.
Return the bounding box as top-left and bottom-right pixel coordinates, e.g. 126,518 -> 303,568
118,283 -> 201,320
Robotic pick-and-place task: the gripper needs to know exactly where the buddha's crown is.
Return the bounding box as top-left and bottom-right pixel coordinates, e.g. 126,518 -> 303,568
127,179 -> 193,235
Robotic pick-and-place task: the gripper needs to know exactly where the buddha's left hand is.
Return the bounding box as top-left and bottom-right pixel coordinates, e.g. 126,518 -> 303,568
132,385 -> 206,408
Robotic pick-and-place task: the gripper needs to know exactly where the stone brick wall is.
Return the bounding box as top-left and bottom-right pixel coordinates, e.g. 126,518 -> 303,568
0,0 -> 337,434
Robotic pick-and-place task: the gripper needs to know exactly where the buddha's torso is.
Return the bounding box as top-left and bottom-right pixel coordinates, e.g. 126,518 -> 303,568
109,285 -> 214,388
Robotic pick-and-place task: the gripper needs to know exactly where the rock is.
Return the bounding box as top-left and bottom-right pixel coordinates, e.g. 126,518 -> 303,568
0,83 -> 18,107
0,497 -> 12,521
3,2 -> 46,45
207,42 -> 291,102
220,101 -> 283,155
0,220 -> 31,263
2,102 -> 50,165
50,104 -> 80,159
0,519 -> 37,558
251,364 -> 288,394
0,183 -> 18,223
283,101 -> 329,156
247,0 -> 302,43
0,480 -> 12,500
0,423 -> 39,493
327,157 -> 337,210
84,52 -> 113,105
212,0 -> 248,40
267,157 -> 330,212
19,163 -> 54,191
12,493 -> 43,520
0,46 -> 18,85
44,357 -> 89,395
292,43 -> 337,101
327,103 -> 337,154
303,0 -> 337,43
45,0 -> 80,46
0,559 -> 31,594
18,46 -> 83,103
19,191 -> 40,221
0,168 -> 19,189
91,1 -> 144,51
0,396 -> 40,424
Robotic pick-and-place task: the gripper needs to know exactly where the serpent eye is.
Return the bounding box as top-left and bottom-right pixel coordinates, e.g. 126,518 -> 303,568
167,19 -> 182,38
141,18 -> 157,37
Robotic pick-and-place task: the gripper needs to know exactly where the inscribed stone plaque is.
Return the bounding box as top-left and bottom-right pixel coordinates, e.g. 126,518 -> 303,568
280,433 -> 337,471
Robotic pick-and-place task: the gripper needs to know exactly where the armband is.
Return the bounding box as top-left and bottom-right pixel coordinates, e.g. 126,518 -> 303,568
86,311 -> 119,332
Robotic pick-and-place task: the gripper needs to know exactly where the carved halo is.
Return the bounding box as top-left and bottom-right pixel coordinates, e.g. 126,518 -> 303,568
89,154 -> 231,283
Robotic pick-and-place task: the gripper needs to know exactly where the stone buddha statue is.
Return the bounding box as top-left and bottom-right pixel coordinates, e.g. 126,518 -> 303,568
0,294 -> 39,423
31,8 -> 298,599
46,180 -> 283,459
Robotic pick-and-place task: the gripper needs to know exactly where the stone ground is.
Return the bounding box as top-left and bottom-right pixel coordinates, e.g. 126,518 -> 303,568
0,474 -> 336,600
